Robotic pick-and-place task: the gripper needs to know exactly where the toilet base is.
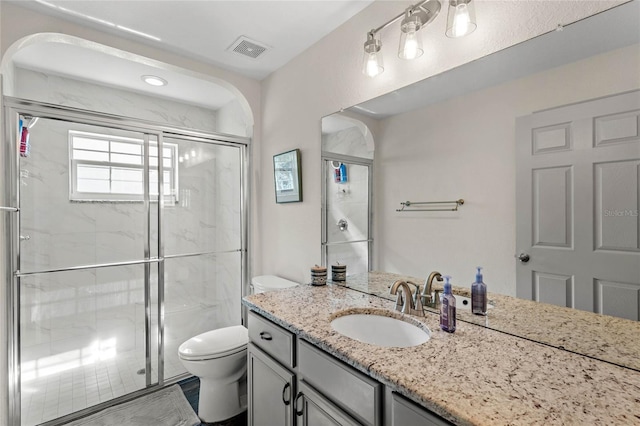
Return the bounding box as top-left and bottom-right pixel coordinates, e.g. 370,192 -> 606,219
198,376 -> 247,423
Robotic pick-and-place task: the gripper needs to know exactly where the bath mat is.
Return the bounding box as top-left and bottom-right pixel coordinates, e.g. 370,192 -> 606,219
65,385 -> 200,426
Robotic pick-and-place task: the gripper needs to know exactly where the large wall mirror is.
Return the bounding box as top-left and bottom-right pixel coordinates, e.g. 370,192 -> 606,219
322,2 -> 640,370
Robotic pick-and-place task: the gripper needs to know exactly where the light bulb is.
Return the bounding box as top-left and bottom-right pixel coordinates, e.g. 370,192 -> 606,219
365,53 -> 382,77
401,28 -> 420,59
179,156 -> 184,163
184,153 -> 189,160
191,149 -> 196,157
453,3 -> 471,37
398,19 -> 423,60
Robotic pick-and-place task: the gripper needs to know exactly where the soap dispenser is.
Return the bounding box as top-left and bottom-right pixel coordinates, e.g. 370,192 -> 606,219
471,267 -> 487,315
440,275 -> 456,333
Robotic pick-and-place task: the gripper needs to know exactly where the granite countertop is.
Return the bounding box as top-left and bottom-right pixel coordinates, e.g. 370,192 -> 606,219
334,271 -> 640,371
243,283 -> 640,426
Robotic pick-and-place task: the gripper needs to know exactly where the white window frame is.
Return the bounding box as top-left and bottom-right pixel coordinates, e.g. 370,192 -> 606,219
69,130 -> 178,203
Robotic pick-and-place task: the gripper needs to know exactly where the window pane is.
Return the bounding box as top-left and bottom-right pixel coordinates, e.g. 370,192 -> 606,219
111,153 -> 142,165
163,158 -> 173,168
73,150 -> 109,162
77,165 -> 110,180
111,141 -> 141,155
77,179 -> 110,193
148,146 -> 158,157
112,168 -> 143,182
73,137 -> 109,151
149,157 -> 158,167
163,148 -> 172,158
112,181 -> 143,194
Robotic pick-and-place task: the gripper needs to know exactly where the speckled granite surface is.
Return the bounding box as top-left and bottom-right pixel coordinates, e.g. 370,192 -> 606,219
334,271 -> 640,371
243,284 -> 640,426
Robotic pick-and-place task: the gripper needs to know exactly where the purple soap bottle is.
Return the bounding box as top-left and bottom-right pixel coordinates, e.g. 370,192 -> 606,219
440,275 -> 456,333
471,266 -> 487,315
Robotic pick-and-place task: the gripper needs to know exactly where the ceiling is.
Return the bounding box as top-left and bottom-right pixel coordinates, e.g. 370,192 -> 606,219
7,0 -> 373,110
9,0 -> 373,81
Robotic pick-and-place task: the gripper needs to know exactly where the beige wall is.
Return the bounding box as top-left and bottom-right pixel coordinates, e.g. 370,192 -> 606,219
259,0 -> 625,284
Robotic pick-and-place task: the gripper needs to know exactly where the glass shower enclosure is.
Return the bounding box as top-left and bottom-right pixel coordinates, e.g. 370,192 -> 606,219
3,99 -> 248,426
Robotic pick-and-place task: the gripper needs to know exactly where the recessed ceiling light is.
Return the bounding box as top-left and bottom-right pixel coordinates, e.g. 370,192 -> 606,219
141,75 -> 167,87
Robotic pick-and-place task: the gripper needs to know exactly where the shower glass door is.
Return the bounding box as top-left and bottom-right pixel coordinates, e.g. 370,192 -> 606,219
322,157 -> 373,275
161,136 -> 243,380
17,117 -> 160,426
7,102 -> 248,426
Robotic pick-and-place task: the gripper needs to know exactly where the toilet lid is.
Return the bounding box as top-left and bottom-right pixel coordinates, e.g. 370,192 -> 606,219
252,275 -> 299,290
178,326 -> 248,361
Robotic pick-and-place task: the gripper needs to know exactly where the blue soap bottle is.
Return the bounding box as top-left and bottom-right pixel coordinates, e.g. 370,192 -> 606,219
440,275 -> 456,333
471,266 -> 487,315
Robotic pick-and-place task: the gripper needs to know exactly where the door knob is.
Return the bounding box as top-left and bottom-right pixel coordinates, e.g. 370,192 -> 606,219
516,253 -> 530,263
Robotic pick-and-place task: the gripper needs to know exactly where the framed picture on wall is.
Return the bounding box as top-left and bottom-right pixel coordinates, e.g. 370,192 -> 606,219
273,149 -> 302,203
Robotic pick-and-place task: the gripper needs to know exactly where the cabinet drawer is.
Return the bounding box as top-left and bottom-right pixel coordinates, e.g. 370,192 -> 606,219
248,311 -> 295,369
298,340 -> 382,426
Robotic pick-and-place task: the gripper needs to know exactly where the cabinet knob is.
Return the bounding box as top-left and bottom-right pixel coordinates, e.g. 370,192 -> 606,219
516,253 -> 530,263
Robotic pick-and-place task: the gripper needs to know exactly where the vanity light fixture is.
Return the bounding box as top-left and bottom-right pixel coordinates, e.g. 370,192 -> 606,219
362,0 -> 477,77
141,75 -> 168,87
362,31 -> 384,77
445,0 -> 477,38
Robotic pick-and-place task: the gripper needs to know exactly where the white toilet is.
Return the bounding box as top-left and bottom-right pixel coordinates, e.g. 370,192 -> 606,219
251,274 -> 299,293
178,275 -> 299,422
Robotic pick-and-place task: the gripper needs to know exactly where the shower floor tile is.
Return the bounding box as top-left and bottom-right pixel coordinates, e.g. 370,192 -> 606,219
20,348 -> 185,426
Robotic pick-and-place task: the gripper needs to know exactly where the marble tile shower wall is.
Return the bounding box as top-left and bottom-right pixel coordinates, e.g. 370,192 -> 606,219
16,69 -> 218,132
16,69 -> 242,380
323,127 -> 370,274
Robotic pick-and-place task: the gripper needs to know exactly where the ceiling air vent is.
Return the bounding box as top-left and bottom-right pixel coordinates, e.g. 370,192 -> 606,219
227,36 -> 268,59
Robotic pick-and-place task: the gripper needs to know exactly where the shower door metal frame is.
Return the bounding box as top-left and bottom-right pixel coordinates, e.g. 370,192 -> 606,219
2,97 -> 250,426
321,152 -> 374,271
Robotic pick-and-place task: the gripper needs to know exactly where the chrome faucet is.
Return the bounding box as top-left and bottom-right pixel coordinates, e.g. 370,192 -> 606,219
421,271 -> 443,308
390,280 -> 424,316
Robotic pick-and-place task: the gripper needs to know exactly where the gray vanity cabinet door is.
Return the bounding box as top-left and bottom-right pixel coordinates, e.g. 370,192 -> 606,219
391,393 -> 452,426
248,343 -> 295,426
296,380 -> 361,426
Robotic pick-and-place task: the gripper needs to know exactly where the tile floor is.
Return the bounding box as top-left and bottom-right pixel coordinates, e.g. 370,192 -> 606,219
179,377 -> 247,426
20,348 -> 186,426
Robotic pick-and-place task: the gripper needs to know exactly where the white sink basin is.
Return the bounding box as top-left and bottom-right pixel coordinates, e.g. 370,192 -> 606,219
330,310 -> 430,348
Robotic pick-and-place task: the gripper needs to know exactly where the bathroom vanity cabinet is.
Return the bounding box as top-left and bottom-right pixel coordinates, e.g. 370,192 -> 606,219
247,310 -> 447,426
244,283 -> 640,425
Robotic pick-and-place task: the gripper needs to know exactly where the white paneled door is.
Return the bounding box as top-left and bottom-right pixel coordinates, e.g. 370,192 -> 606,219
516,90 -> 640,320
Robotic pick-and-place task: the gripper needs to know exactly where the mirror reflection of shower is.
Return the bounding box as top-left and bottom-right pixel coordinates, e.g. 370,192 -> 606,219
321,114 -> 374,275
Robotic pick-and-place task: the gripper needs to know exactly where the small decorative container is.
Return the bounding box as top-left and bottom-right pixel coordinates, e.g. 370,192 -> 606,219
331,263 -> 347,282
311,265 -> 327,286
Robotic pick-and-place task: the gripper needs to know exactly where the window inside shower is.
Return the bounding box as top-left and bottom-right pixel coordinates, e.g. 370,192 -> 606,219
69,131 -> 178,203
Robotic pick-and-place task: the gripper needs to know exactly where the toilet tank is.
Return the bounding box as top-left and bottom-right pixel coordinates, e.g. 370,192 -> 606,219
251,275 -> 299,294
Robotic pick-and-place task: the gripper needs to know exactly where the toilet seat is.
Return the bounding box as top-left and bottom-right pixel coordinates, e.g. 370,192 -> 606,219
178,325 -> 248,361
